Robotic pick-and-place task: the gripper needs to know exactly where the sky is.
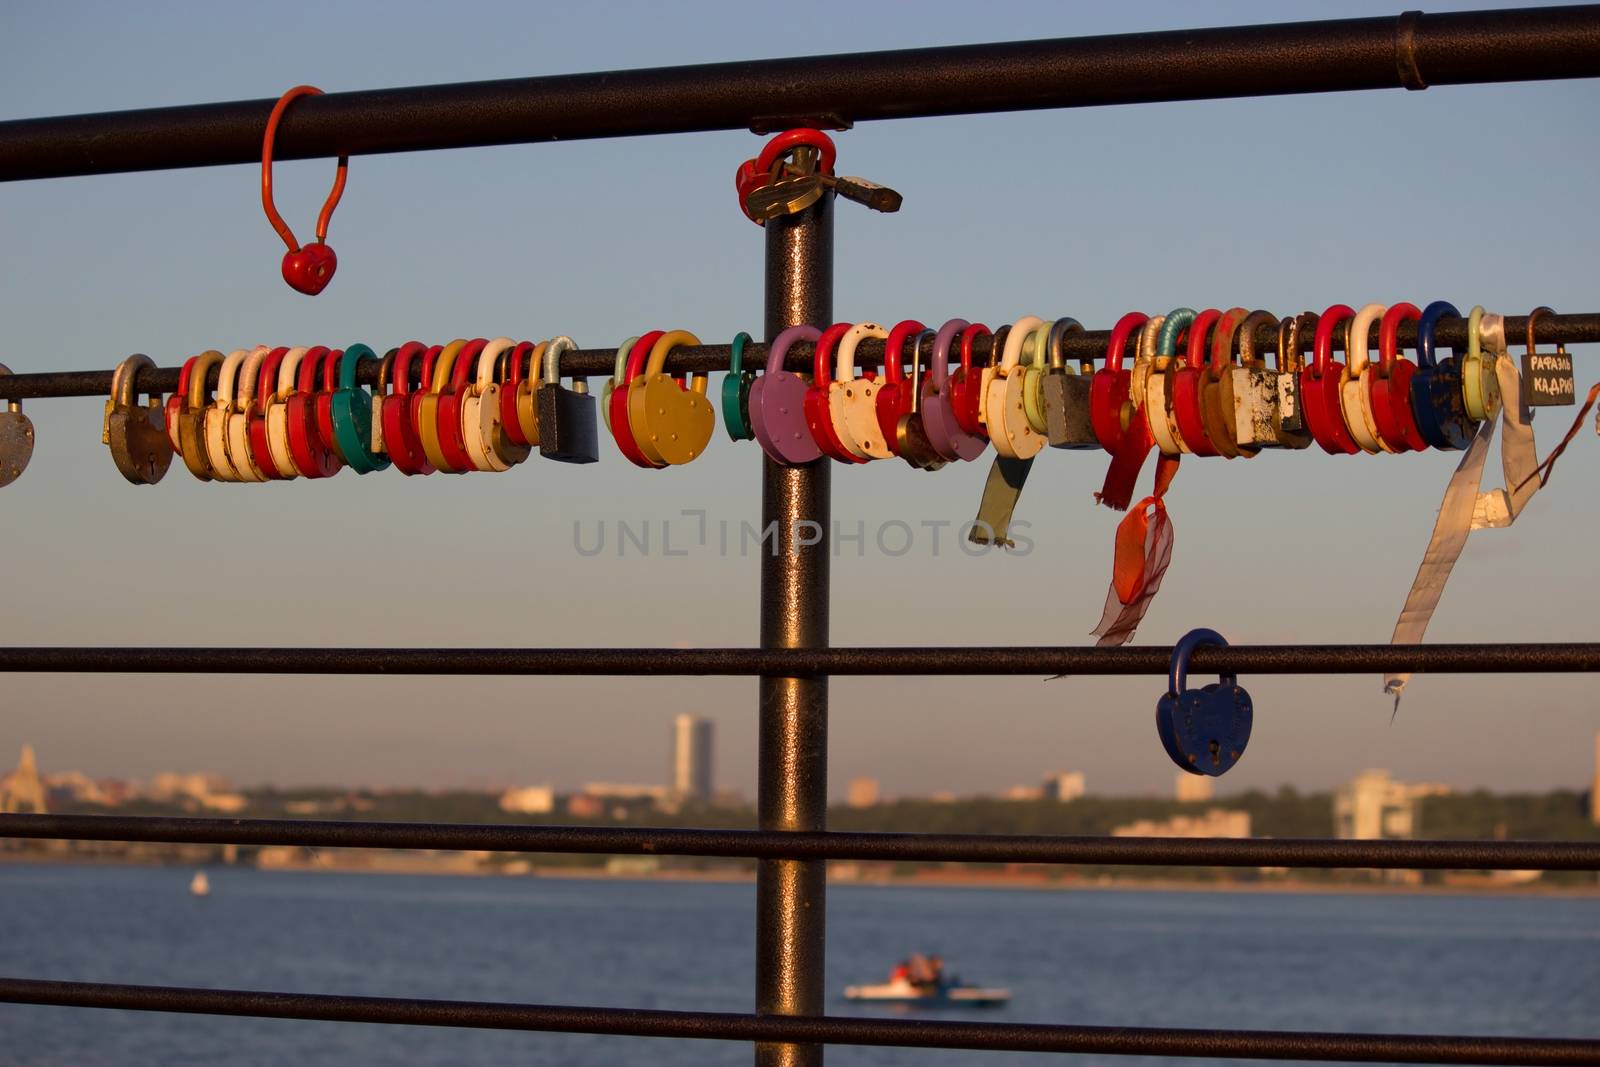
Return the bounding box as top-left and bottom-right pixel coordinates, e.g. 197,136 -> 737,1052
0,1 -> 1596,802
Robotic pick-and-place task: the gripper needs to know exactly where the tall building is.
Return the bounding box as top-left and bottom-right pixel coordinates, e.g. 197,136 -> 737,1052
671,714 -> 713,802
1042,771 -> 1085,802
1175,772 -> 1213,803
1,744 -> 47,814
1333,770 -> 1451,840
847,777 -> 880,808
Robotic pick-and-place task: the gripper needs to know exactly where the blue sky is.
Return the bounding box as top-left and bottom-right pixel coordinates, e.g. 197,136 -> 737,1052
0,1 -> 1596,800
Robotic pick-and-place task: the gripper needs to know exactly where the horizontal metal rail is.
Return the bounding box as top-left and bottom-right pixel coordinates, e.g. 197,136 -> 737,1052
6,814 -> 1597,870
0,978 -> 1593,1064
2,313 -> 1596,399
1,6 -> 1597,181
0,644 -> 1593,676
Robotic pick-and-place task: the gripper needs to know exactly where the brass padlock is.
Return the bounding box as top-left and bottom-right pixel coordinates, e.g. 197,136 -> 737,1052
1225,310 -> 1292,451
0,364 -> 35,488
896,329 -> 947,471
1042,317 -> 1096,448
1272,314 -> 1315,449
627,330 -> 715,465
176,350 -> 224,481
537,336 -> 598,464
106,354 -> 173,484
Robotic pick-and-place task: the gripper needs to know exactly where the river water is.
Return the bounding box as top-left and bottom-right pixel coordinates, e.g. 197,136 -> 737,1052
0,864 -> 1595,1066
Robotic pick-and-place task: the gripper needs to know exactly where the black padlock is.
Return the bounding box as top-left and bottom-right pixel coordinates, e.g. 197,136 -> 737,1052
1155,628 -> 1253,778
1042,317 -> 1097,448
897,330 -> 948,471
536,336 -> 598,464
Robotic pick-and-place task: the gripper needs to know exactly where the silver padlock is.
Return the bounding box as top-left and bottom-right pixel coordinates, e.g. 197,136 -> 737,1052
0,364 -> 36,487
1227,309 -> 1292,451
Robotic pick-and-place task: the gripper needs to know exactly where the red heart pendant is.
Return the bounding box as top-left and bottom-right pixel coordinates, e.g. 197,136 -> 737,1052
281,243 -> 338,295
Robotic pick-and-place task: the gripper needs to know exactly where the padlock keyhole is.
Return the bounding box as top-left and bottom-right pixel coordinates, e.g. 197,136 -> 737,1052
1208,739 -> 1221,766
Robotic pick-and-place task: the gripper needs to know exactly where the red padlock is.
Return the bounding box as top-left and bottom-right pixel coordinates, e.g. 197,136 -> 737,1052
316,348 -> 349,464
875,319 -> 926,453
498,341 -> 537,447
1172,309 -> 1222,457
382,342 -> 435,476
287,346 -> 342,477
437,338 -> 488,472
754,128 -> 837,175
1373,302 -> 1427,453
804,322 -> 867,464
399,344 -> 443,475
166,358 -> 195,455
1302,305 -> 1361,455
1090,312 -> 1149,452
612,330 -> 667,468
248,346 -> 290,478
947,322 -> 992,438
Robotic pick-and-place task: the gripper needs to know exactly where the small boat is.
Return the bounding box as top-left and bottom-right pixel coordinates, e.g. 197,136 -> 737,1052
844,977 -> 1010,1008
189,871 -> 210,897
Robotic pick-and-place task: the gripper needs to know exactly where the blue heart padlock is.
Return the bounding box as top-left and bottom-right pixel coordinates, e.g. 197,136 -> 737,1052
1156,628 -> 1253,777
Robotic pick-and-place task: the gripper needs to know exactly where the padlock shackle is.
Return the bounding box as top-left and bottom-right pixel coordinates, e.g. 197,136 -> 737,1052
957,322 -> 990,379
116,353 -> 156,408
1182,309 -> 1222,371
1046,317 -> 1086,374
612,335 -> 640,389
1311,305 -> 1356,379
376,349 -> 395,395
812,322 -> 852,385
541,336 -> 578,385
187,350 -> 224,409
450,338 -> 488,390
1525,306 -> 1558,357
297,346 -> 331,395
1277,313 -> 1316,375
728,332 -> 750,378
927,319 -> 967,389
1105,312 -> 1148,373
274,347 -> 308,399
646,330 -> 705,391
997,316 -> 1045,373
391,342 -> 428,398
755,128 -> 836,175
1156,309 -> 1195,360
882,320 -> 926,385
907,329 -> 935,413
1378,303 -> 1422,377
506,340 -> 534,387
1207,307 -> 1250,373
477,338 -> 517,391
1136,316 -> 1164,368
1234,310 -> 1277,369
765,324 -> 821,376
431,339 -> 468,393
1415,301 -> 1461,369
624,331 -> 666,391
321,347 -> 345,391
238,345 -> 271,406
1466,305 -> 1486,363
1345,304 -> 1387,377
216,349 -> 249,411
339,343 -> 377,392
837,322 -> 887,384
1168,627 -> 1230,696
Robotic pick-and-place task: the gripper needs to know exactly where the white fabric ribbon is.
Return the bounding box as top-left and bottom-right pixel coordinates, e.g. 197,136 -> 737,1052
1385,314 -> 1541,705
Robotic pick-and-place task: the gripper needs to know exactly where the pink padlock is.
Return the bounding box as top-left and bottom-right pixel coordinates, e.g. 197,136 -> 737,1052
750,325 -> 824,465
921,318 -> 988,461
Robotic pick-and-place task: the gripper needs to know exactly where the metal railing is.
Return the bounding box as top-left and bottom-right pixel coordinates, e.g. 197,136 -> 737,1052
3,8 -> 1599,1065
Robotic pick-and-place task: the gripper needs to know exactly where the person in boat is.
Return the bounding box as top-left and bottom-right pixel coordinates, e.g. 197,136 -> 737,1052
928,955 -> 945,989
906,953 -> 938,990
890,960 -> 910,984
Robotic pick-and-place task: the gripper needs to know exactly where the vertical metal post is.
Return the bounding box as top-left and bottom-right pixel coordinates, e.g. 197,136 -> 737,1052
756,193 -> 832,1067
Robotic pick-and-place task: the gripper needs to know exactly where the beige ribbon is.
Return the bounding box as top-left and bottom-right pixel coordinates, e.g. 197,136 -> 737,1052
1385,314 -> 1540,705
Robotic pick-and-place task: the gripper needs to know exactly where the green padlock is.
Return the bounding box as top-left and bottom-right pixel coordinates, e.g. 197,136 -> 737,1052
721,332 -> 757,441
330,343 -> 391,474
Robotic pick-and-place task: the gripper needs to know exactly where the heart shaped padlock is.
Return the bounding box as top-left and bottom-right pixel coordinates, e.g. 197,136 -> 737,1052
1155,628 -> 1253,778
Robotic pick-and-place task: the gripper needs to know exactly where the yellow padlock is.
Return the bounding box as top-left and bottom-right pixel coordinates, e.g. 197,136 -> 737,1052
419,339 -> 468,473
626,330 -> 714,466
178,351 -> 224,481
